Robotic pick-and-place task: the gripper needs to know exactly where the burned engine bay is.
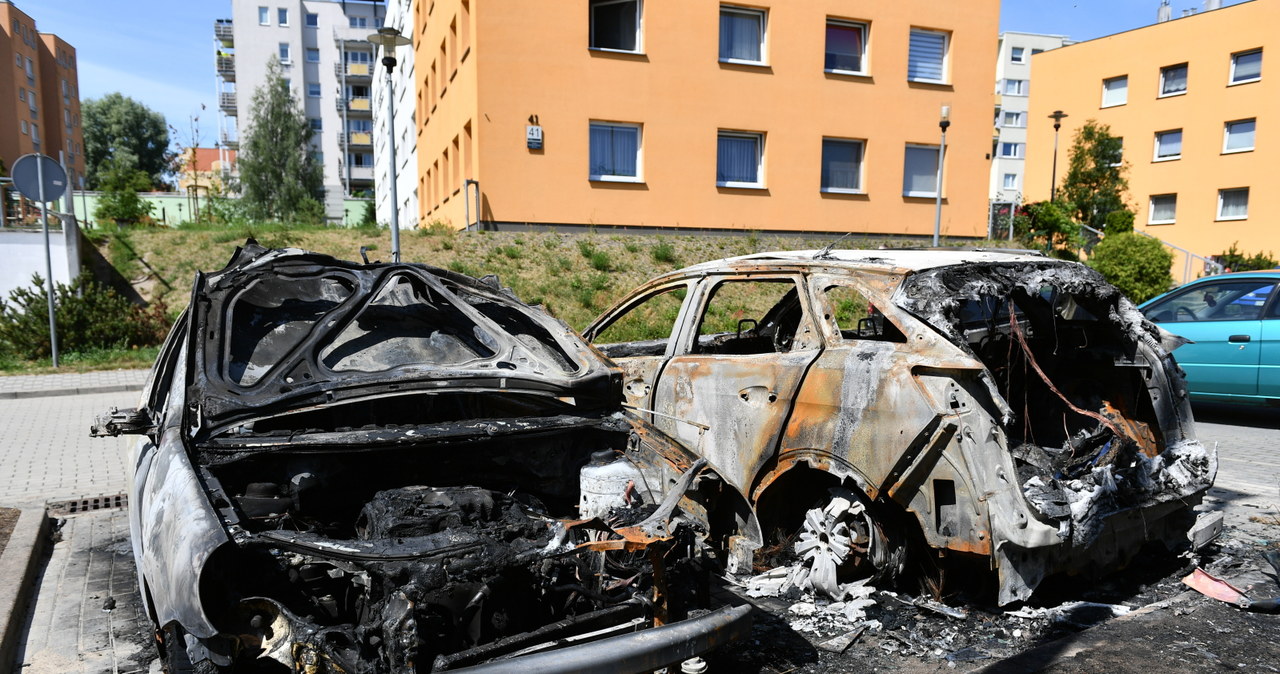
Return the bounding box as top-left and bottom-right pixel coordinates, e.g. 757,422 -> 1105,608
192,395 -> 745,672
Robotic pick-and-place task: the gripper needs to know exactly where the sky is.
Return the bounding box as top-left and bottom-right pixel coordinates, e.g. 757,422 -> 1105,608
20,0 -> 1255,150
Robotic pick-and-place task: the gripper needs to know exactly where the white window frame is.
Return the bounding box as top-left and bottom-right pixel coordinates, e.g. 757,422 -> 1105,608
1003,79 -> 1028,96
820,137 -> 866,194
20,120 -> 27,134
1223,119 -> 1256,154
1217,188 -> 1249,221
1003,173 -> 1019,190
588,121 -> 644,183
907,28 -> 949,84
1010,46 -> 1026,64
278,8 -> 289,26
716,130 -> 765,188
824,18 -> 869,76
999,142 -> 1025,159
1153,129 -> 1182,161
1110,138 -> 1124,167
902,143 -> 940,198
305,13 -> 319,27
1002,111 -> 1026,128
258,6 -> 269,25
1159,63 -> 1188,98
278,42 -> 292,64
306,48 -> 321,63
309,117 -> 322,131
718,6 -> 767,66
1229,48 -> 1262,85
589,0 -> 643,54
349,16 -> 368,28
1148,194 -> 1177,225
1101,75 -> 1127,108
307,82 -> 322,98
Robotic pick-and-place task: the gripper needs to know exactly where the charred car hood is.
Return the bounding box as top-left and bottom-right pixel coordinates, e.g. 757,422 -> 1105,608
187,242 -> 618,436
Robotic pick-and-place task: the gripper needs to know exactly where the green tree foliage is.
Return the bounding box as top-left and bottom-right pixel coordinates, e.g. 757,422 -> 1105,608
1060,120 -> 1130,231
238,58 -> 325,223
0,275 -> 170,360
1103,209 -> 1135,234
1013,200 -> 1084,259
1215,242 -> 1278,272
93,156 -> 155,226
361,200 -> 376,226
1088,233 -> 1173,303
82,93 -> 172,190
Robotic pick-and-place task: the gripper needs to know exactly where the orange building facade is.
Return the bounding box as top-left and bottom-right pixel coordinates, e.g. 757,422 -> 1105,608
413,1 -> 999,236
0,2 -> 84,190
1026,1 -> 1275,280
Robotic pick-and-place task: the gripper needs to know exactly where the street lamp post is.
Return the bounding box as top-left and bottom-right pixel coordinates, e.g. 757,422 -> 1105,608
368,27 -> 413,263
932,105 -> 951,247
1048,110 -> 1069,202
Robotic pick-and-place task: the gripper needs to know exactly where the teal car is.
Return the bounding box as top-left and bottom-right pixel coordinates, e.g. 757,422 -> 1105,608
1140,271 -> 1280,405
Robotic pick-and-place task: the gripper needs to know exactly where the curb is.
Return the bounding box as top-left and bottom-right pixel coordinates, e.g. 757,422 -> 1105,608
0,508 -> 52,669
0,384 -> 144,400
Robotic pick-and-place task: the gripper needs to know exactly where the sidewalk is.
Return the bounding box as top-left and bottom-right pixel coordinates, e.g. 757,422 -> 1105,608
0,369 -> 149,400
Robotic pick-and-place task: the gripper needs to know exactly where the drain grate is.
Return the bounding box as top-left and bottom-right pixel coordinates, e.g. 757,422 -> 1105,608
47,493 -> 129,517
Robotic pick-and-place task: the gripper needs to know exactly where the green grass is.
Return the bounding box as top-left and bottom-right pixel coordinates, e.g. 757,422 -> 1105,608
0,345 -> 161,375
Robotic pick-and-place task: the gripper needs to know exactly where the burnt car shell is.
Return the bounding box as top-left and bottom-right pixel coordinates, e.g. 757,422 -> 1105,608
102,243 -> 755,672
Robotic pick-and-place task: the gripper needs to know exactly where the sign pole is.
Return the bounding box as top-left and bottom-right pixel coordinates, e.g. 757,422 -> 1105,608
35,156 -> 60,367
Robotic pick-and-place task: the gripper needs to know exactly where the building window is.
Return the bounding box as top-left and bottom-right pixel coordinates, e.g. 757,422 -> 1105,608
1110,138 -> 1124,166
17,87 -> 24,101
1154,129 -> 1182,161
279,43 -> 291,63
999,142 -> 1025,159
820,138 -> 864,193
282,77 -> 291,90
589,0 -> 641,53
1218,188 -> 1249,220
20,120 -> 27,134
348,152 -> 372,167
1230,48 -> 1262,84
346,51 -> 371,64
719,6 -> 766,65
589,122 -> 642,181
825,19 -> 867,74
1223,119 -> 1256,154
306,13 -> 319,27
1101,75 -> 1127,107
349,16 -> 368,28
278,8 -> 289,25
306,48 -> 320,63
1003,173 -> 1019,190
1003,79 -> 1028,96
1149,194 -> 1177,224
309,118 -> 322,131
15,53 -> 21,67
1010,46 -> 1026,64
348,119 -> 372,133
716,131 -> 764,187
258,6 -> 269,25
907,28 -> 948,83
1002,111 -> 1026,127
1159,63 -> 1188,97
902,144 -> 940,197
307,82 -> 322,97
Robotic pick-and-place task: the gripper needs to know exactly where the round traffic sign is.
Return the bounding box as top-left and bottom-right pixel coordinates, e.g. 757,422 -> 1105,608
11,153 -> 68,202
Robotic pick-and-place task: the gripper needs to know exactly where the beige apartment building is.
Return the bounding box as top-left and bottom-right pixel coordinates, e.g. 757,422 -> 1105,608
413,1 -> 1000,237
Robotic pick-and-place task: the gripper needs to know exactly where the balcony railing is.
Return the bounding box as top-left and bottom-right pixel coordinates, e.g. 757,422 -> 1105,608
335,62 -> 372,78
219,92 -> 237,113
215,19 -> 234,45
347,165 -> 374,181
337,97 -> 372,113
340,132 -> 373,146
217,56 -> 235,80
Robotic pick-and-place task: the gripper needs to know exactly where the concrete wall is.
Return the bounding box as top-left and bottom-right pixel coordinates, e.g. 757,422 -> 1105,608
0,217 -> 78,297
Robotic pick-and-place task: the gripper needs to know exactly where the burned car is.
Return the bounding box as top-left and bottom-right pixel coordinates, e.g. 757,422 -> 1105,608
583,249 -> 1216,605
92,242 -> 755,672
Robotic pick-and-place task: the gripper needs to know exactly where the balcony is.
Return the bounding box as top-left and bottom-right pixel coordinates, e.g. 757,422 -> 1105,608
217,55 -> 235,81
335,62 -> 372,79
340,132 -> 373,147
220,131 -> 238,149
347,165 -> 374,182
336,97 -> 372,114
215,19 -> 234,45
219,92 -> 237,113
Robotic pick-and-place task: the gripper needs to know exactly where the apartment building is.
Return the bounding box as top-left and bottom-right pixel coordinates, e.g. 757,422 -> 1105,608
217,0 -> 386,220
1026,0 -> 1275,277
0,0 -> 85,200
989,32 -> 1072,213
415,1 -> 999,237
372,0 -> 418,228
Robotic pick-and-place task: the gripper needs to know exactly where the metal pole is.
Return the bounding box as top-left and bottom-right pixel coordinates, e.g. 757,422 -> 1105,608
932,124 -> 948,247
383,54 -> 402,262
1050,128 -> 1060,202
36,157 -> 59,368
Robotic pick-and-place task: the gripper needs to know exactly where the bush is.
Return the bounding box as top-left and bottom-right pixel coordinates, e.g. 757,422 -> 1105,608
1215,242 -> 1277,272
652,239 -> 677,265
1014,200 -> 1084,257
1104,209 -> 1135,234
1088,233 -> 1173,304
0,275 -> 171,360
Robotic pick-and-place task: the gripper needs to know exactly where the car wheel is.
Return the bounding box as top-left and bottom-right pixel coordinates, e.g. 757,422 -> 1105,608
793,487 -> 905,598
160,624 -> 217,674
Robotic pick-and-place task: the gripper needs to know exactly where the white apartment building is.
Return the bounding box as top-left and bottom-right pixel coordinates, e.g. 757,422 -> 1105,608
371,0 -> 417,229
217,0 -> 386,221
990,32 -> 1073,220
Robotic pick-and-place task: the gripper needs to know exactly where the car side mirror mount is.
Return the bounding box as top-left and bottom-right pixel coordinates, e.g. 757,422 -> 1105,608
90,407 -> 155,437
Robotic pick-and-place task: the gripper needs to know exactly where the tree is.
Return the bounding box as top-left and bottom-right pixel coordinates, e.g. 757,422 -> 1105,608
1215,242 -> 1278,272
1088,233 -> 1173,303
1013,200 -> 1084,259
1059,120 -> 1130,232
93,155 -> 155,226
82,93 -> 172,190
237,58 -> 325,223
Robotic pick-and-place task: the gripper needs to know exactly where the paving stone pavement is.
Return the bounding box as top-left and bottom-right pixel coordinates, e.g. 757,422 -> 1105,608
0,390 -> 138,508
0,369 -> 149,399
13,508 -> 158,674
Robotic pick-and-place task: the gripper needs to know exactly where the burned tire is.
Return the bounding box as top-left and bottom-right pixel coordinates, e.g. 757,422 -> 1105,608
791,487 -> 906,599
160,624 -> 217,674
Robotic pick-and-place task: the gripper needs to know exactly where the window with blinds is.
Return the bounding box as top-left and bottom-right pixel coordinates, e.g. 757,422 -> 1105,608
907,29 -> 948,83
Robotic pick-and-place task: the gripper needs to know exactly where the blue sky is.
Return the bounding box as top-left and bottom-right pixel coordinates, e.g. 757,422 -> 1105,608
25,0 -> 1253,148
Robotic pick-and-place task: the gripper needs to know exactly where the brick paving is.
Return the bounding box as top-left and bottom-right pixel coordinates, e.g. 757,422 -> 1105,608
0,369 -> 148,400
